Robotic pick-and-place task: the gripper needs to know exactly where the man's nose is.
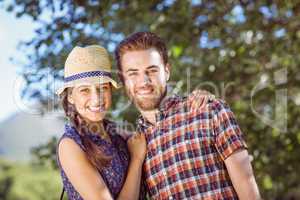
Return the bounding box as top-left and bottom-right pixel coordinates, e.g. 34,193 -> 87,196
140,73 -> 151,85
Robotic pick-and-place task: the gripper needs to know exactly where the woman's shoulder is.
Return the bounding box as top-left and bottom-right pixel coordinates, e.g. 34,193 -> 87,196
57,125 -> 86,170
58,124 -> 84,150
58,137 -> 82,155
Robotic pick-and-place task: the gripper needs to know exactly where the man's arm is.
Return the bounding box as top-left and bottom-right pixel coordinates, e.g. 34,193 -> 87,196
225,149 -> 261,200
209,99 -> 261,200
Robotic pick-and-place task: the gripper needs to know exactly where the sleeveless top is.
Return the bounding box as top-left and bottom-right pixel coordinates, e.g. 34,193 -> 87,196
57,119 -> 145,199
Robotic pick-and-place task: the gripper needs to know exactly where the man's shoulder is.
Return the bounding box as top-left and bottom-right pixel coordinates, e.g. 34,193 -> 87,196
164,89 -> 231,116
183,89 -> 234,114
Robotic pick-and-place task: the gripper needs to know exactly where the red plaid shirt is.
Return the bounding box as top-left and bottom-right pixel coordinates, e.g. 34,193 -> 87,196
137,90 -> 247,200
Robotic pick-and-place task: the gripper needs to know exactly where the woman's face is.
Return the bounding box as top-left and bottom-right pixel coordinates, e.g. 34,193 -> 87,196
68,82 -> 112,123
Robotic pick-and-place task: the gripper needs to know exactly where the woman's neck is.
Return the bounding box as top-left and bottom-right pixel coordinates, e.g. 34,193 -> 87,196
81,118 -> 111,143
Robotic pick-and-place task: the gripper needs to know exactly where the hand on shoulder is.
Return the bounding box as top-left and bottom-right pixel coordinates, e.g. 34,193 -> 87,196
188,89 -> 216,110
127,133 -> 147,162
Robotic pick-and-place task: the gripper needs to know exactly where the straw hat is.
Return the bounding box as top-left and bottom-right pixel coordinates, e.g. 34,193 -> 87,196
56,45 -> 120,95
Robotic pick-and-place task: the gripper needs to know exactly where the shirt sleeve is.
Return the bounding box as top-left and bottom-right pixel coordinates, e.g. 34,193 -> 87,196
211,99 -> 248,160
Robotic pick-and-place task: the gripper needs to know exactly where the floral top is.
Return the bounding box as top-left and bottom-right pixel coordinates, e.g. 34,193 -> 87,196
57,119 -> 145,199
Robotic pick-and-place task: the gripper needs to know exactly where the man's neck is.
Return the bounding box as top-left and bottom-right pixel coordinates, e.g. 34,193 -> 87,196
140,109 -> 159,125
139,90 -> 169,125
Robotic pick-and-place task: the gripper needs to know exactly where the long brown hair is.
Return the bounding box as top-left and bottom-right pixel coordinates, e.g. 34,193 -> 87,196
60,89 -> 111,170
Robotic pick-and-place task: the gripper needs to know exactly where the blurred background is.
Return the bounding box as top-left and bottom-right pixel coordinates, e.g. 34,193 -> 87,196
0,0 -> 299,199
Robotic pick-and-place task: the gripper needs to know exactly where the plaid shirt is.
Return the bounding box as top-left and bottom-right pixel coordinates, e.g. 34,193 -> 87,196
137,90 -> 247,200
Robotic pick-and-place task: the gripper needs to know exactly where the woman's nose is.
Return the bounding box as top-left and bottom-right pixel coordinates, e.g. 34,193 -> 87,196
90,90 -> 102,105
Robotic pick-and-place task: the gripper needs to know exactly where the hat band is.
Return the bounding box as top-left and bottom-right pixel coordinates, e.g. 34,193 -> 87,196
64,70 -> 112,82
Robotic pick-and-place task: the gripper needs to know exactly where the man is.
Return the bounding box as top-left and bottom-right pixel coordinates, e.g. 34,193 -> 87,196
115,32 -> 261,200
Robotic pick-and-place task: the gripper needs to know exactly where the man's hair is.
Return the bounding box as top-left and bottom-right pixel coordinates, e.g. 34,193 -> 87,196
115,32 -> 169,74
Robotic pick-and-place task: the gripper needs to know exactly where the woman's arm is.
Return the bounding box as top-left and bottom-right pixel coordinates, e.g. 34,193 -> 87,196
116,158 -> 143,199
116,133 -> 146,200
58,138 -> 113,200
58,134 -> 146,200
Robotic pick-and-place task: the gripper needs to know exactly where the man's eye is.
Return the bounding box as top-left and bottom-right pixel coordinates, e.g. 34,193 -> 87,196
149,69 -> 158,73
128,72 -> 138,76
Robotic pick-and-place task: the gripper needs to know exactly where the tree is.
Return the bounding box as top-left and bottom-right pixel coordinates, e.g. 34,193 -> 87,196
2,0 -> 300,199
0,161 -> 14,200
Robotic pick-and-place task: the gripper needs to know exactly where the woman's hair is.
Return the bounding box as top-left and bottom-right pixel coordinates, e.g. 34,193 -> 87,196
60,89 -> 111,170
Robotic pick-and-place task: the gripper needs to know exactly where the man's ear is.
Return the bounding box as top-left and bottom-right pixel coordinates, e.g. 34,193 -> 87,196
165,63 -> 171,81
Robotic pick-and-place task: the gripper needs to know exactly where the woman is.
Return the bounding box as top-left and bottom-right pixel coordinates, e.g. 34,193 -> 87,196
56,45 -> 146,200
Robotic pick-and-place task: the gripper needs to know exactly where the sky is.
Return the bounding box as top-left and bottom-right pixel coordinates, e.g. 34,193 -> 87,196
0,8 -> 35,122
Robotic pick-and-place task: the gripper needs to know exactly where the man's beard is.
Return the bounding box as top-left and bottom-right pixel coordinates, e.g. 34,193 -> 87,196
126,84 -> 167,111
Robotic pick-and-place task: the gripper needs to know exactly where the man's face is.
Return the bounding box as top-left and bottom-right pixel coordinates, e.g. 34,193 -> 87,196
120,48 -> 170,111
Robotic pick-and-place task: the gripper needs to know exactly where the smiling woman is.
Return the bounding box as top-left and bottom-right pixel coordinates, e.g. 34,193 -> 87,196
56,45 -> 146,200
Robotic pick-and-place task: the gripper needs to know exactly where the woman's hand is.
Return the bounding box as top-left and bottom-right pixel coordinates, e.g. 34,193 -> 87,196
118,133 -> 147,200
127,133 -> 147,162
189,89 -> 215,109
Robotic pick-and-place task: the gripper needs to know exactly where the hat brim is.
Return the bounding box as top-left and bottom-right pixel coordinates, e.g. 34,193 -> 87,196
56,76 -> 121,96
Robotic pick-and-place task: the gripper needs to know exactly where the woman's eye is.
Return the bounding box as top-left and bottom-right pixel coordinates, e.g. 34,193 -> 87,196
97,87 -> 106,92
102,86 -> 109,90
80,88 -> 89,93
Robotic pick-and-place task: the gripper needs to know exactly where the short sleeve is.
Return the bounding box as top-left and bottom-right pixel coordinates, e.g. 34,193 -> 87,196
211,99 -> 247,160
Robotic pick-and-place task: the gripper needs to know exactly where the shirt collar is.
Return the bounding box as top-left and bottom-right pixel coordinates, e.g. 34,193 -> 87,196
136,91 -> 182,131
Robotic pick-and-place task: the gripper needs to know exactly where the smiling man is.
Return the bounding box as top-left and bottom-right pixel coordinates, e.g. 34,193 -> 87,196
115,32 -> 261,200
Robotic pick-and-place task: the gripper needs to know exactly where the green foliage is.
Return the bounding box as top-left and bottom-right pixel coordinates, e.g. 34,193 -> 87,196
0,160 -> 14,200
31,136 -> 59,170
0,159 -> 64,200
1,0 -> 300,199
